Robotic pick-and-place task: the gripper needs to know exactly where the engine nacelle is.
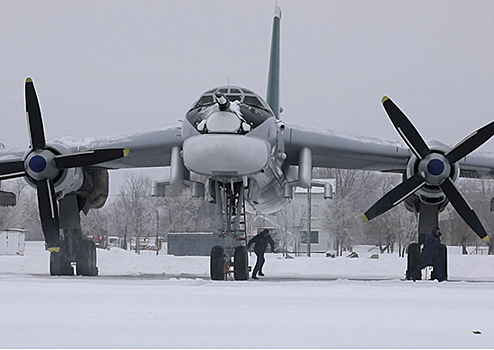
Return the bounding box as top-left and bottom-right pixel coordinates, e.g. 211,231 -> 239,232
23,142 -> 84,199
405,144 -> 460,205
77,168 -> 109,214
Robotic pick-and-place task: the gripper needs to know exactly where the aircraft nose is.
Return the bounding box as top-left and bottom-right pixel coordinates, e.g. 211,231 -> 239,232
206,111 -> 241,133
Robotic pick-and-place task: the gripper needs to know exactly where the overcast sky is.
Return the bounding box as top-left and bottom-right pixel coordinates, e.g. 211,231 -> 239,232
1,0 -> 494,195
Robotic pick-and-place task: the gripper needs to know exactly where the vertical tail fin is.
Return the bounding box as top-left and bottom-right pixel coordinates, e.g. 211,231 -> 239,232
266,5 -> 282,119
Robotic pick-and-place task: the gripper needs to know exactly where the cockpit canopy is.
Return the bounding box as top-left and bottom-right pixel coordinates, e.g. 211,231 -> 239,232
191,86 -> 273,113
186,86 -> 275,135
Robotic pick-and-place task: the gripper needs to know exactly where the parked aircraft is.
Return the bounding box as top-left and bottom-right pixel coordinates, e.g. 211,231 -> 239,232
0,6 -> 492,280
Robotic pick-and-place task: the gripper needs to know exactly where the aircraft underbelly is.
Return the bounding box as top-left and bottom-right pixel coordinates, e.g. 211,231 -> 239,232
182,134 -> 270,177
246,160 -> 288,214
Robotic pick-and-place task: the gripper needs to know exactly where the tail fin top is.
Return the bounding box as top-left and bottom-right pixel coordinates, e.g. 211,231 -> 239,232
266,5 -> 282,119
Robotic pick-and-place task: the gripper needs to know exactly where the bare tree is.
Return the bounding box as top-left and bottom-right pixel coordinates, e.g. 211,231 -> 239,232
273,204 -> 301,257
0,179 -> 42,239
316,168 -> 381,256
110,173 -> 155,253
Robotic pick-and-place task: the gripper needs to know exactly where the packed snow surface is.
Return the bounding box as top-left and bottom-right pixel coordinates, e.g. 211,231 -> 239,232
1,242 -> 494,348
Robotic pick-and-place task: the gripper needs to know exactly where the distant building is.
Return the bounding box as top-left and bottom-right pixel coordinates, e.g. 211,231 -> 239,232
0,229 -> 26,256
292,180 -> 335,253
167,232 -> 221,256
250,179 -> 335,254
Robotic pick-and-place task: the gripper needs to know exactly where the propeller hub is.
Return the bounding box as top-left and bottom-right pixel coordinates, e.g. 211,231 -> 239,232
25,150 -> 58,181
28,155 -> 47,173
418,153 -> 451,187
427,158 -> 445,176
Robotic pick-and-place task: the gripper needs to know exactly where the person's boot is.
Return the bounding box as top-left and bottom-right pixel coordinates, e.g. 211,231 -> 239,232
258,272 -> 265,276
252,274 -> 258,280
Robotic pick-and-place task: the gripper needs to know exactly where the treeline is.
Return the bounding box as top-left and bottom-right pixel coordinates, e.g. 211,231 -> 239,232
1,170 -> 493,255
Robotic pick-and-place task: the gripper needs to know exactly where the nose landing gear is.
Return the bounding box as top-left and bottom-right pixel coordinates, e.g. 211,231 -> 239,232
209,181 -> 249,281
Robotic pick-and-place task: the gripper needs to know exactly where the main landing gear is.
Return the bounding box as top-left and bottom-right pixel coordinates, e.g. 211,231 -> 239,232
405,242 -> 447,281
49,194 -> 98,276
50,233 -> 98,276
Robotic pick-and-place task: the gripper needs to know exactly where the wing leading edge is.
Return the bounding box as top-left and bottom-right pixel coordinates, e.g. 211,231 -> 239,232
284,122 -> 494,178
83,126 -> 183,169
284,122 -> 410,173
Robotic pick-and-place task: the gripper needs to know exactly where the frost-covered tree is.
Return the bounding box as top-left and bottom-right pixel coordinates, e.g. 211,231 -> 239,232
270,205 -> 301,256
0,179 -> 42,239
316,168 -> 379,256
108,173 -> 155,253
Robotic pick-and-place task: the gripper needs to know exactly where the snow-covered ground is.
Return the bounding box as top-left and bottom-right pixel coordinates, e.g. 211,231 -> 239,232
1,242 -> 493,348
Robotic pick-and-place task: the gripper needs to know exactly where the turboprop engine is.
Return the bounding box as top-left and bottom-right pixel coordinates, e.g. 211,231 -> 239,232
22,142 -> 85,199
0,78 -> 128,250
363,96 -> 494,242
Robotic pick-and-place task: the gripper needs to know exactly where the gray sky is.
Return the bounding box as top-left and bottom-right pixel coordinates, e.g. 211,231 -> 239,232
1,0 -> 494,196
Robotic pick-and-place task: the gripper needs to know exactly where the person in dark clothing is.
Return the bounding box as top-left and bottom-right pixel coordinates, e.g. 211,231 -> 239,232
412,226 -> 445,282
247,229 -> 275,279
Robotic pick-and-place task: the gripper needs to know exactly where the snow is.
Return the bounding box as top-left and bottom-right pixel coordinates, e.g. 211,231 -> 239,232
1,242 -> 494,348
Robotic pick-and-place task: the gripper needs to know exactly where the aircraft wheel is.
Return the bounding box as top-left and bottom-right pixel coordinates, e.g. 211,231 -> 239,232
406,243 -> 421,280
77,240 -> 98,276
50,241 -> 72,276
234,246 -> 249,280
210,245 -> 225,280
432,244 -> 447,281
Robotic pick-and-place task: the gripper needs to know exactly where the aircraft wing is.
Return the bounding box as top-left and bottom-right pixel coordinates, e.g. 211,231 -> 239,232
458,150 -> 494,179
284,122 -> 494,178
0,125 -> 182,171
82,126 -> 183,169
284,122 -> 411,173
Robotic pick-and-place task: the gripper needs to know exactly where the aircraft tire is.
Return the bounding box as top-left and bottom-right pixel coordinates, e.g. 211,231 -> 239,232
431,244 -> 447,281
50,241 -> 72,276
406,243 -> 421,280
77,240 -> 98,276
234,246 -> 249,280
210,245 -> 225,280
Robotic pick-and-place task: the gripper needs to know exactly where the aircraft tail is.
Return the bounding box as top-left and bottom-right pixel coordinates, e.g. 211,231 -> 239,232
266,5 -> 282,119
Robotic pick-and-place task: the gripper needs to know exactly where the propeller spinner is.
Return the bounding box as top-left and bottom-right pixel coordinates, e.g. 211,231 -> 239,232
363,96 -> 492,242
0,78 -> 130,251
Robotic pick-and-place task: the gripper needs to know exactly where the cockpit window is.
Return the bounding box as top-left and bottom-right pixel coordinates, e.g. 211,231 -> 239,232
189,85 -> 274,117
226,94 -> 242,102
244,96 -> 265,110
194,95 -> 214,108
186,85 -> 275,135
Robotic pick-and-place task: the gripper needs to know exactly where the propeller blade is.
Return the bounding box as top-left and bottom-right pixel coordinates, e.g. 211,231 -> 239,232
0,160 -> 25,178
36,179 -> 60,251
440,177 -> 489,241
382,96 -> 430,160
445,121 -> 494,164
25,78 -> 47,150
362,173 -> 426,222
54,148 -> 130,169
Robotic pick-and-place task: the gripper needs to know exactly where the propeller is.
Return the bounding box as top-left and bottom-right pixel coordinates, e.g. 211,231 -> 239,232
363,96 -> 492,242
0,78 -> 130,251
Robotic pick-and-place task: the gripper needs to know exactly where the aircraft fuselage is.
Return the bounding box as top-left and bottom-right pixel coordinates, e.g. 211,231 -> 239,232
181,86 -> 290,213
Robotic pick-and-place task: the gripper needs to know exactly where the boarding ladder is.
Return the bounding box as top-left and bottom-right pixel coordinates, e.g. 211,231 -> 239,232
225,196 -> 248,278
